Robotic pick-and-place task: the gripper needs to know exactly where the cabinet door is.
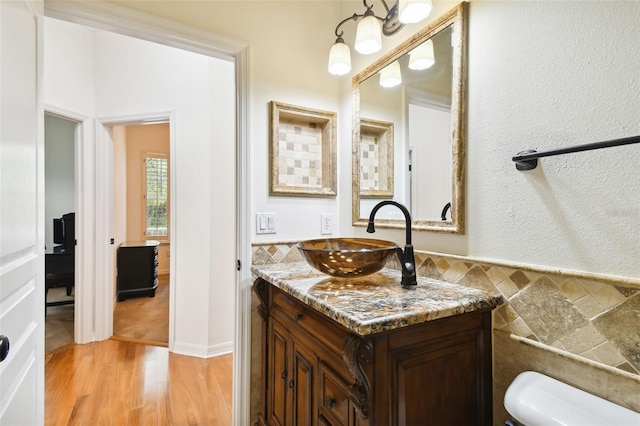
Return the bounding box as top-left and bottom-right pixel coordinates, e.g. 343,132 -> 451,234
267,319 -> 289,426
390,332 -> 486,425
291,337 -> 316,426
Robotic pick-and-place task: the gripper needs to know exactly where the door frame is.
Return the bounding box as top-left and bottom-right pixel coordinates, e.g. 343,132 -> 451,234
96,111 -> 177,344
42,107 -> 95,344
44,2 -> 252,423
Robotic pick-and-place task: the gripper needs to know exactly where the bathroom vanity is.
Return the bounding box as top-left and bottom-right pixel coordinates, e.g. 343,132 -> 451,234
253,263 -> 503,425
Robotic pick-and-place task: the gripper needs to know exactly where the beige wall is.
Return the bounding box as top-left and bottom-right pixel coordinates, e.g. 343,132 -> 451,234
125,123 -> 170,273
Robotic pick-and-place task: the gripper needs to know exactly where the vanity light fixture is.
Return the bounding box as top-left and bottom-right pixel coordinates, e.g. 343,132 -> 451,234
398,0 -> 433,24
328,0 -> 433,76
379,60 -> 402,87
408,39 -> 434,70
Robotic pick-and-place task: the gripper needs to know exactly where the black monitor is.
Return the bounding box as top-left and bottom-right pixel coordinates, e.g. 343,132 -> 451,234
52,213 -> 75,253
53,218 -> 64,245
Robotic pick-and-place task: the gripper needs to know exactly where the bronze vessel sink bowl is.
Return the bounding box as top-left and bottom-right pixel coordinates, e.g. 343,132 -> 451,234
297,238 -> 397,278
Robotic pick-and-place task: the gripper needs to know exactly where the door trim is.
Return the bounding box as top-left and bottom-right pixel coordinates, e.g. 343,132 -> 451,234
44,2 -> 251,423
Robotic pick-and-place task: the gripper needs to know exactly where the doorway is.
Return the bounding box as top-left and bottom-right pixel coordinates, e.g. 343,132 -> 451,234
44,113 -> 77,353
44,4 -> 251,422
112,123 -> 171,346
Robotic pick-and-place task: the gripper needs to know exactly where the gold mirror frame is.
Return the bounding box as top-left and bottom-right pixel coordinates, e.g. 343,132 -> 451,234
352,2 -> 467,233
359,117 -> 394,198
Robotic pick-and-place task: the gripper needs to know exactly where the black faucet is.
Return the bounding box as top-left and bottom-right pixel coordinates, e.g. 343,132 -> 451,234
367,201 -> 417,286
441,202 -> 451,221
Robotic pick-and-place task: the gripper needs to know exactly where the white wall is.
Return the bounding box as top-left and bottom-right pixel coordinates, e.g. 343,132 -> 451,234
43,19 -> 95,117
44,114 -> 75,249
44,18 -> 236,357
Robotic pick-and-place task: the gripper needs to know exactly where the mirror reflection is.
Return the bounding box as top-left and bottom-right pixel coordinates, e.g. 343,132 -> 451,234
353,3 -> 467,233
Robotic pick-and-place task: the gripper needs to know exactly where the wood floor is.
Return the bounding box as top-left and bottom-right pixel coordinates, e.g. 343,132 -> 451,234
45,287 -> 75,353
45,339 -> 233,425
46,273 -> 170,352
113,274 -> 170,345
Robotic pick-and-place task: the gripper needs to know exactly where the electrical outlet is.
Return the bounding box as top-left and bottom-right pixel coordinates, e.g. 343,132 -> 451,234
321,214 -> 333,235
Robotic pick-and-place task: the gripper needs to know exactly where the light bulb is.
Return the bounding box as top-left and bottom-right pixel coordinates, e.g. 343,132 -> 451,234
398,0 -> 433,24
408,39 -> 434,70
355,14 -> 382,55
379,61 -> 402,88
328,41 -> 351,75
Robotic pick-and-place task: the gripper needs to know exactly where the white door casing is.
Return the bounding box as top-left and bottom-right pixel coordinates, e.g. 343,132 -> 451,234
0,0 -> 45,424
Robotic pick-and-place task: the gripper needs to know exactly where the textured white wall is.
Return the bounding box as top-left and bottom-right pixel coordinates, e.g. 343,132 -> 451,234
463,1 -> 639,278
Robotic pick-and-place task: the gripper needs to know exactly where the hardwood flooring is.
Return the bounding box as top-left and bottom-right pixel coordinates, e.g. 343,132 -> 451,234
45,339 -> 233,425
46,273 -> 170,352
113,274 -> 170,345
45,287 -> 75,353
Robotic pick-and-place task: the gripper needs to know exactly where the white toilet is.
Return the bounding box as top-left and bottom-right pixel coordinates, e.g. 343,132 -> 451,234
504,371 -> 640,425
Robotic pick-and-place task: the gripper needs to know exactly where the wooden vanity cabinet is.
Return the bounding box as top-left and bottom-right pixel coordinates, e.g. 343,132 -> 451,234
261,281 -> 362,426
254,278 -> 493,426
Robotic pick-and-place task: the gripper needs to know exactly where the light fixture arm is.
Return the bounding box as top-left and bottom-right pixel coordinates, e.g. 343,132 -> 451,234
379,0 -> 392,14
334,1 -> 387,40
334,13 -> 361,39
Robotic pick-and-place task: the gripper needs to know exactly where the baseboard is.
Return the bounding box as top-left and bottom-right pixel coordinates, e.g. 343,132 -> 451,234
172,340 -> 233,359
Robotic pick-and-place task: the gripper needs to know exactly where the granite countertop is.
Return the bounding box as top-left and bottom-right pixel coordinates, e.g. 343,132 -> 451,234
252,262 -> 503,336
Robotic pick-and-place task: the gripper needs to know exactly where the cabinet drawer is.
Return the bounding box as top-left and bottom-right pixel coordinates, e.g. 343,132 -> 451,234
319,363 -> 351,426
271,287 -> 348,358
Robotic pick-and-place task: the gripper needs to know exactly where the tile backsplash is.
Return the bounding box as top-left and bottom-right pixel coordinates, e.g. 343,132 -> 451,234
252,241 -> 639,375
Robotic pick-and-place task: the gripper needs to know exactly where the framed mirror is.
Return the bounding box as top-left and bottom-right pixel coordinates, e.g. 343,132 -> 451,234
352,2 -> 467,233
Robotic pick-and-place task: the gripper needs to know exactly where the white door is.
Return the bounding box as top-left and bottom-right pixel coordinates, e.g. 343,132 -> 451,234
0,0 -> 45,424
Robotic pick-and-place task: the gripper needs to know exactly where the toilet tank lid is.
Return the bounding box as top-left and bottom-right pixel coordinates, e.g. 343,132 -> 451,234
504,371 -> 640,426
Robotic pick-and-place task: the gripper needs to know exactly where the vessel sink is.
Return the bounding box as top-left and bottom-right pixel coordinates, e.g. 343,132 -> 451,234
297,238 -> 397,278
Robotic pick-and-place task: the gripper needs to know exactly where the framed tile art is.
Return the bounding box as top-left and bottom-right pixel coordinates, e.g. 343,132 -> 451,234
270,101 -> 337,197
359,118 -> 394,198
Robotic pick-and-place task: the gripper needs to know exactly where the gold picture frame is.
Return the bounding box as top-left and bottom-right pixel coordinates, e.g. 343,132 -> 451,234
270,101 -> 337,197
359,118 -> 394,198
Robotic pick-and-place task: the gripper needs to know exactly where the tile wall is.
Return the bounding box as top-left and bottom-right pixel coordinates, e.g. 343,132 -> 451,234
250,241 -> 640,422
277,119 -> 324,189
360,133 -> 382,192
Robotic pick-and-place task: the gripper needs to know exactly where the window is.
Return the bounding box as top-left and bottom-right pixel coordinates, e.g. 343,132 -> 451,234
144,153 -> 169,240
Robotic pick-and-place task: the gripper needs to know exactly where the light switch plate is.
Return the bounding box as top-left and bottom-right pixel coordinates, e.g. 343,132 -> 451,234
256,213 -> 277,234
